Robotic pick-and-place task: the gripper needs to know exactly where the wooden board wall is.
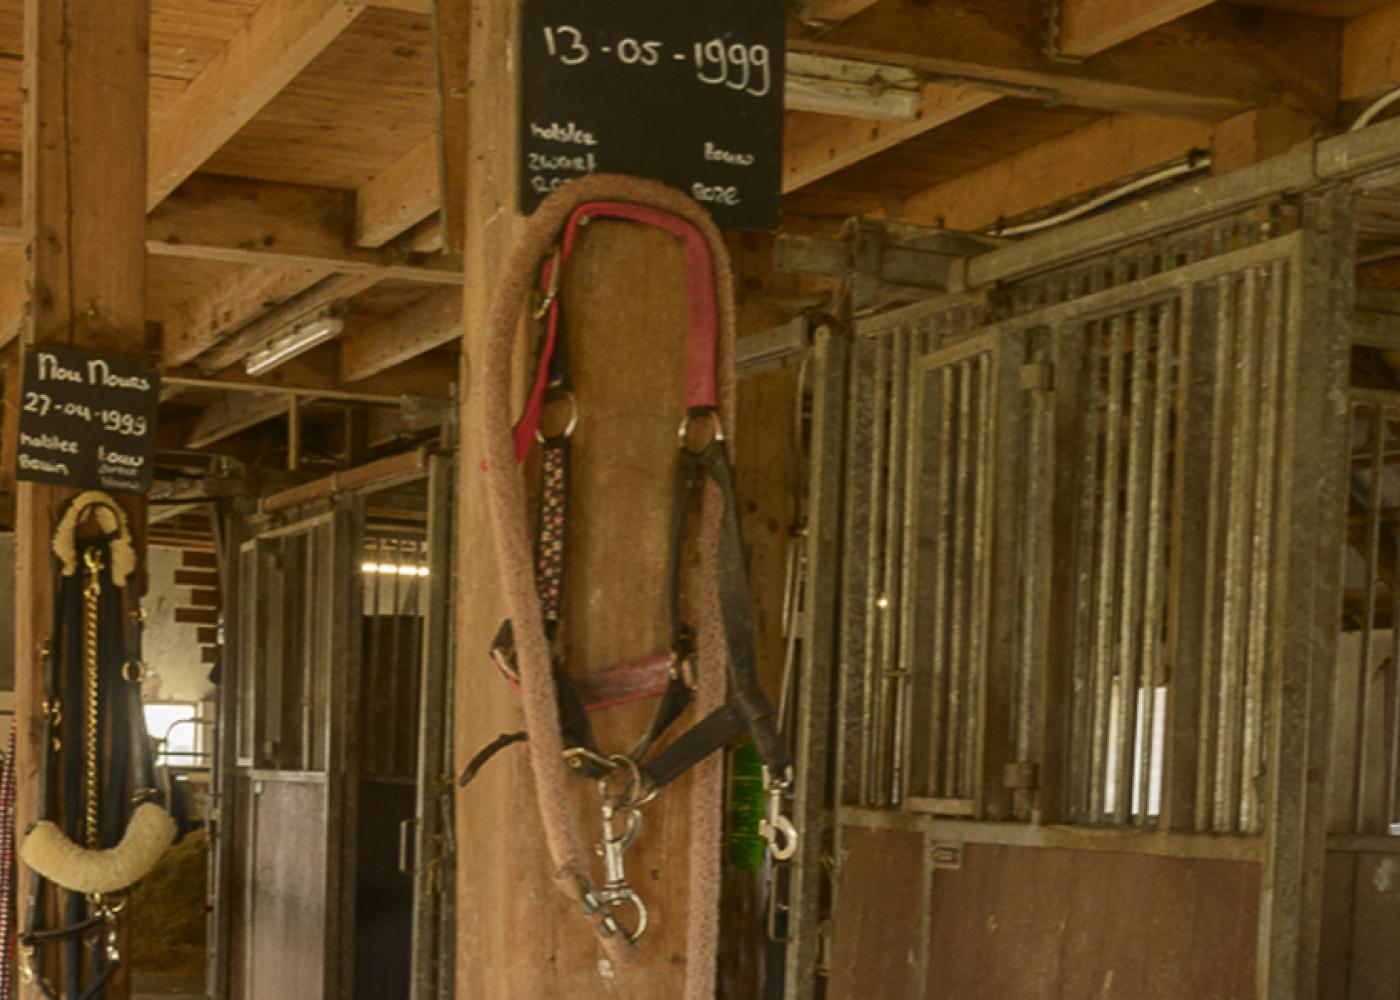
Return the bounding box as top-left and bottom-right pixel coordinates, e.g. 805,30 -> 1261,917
828,827 -> 1261,1000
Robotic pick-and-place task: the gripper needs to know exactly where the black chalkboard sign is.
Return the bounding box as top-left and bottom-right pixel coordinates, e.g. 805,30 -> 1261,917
15,347 -> 160,494
519,0 -> 785,229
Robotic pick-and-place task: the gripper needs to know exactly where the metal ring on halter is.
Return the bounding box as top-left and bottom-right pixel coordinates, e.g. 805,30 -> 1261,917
677,408 -> 725,452
121,660 -> 146,684
599,753 -> 656,809
535,390 -> 579,443
601,887 -> 649,943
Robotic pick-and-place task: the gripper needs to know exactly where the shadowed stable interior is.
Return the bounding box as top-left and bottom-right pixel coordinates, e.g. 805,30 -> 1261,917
5,1 -> 1400,998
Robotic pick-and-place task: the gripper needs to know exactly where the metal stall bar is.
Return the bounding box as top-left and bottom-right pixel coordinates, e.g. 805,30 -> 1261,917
1137,297 -> 1177,827
1114,307 -> 1151,825
786,326 -> 849,1000
1089,315 -> 1126,821
1242,262 -> 1286,834
411,454 -> 456,1000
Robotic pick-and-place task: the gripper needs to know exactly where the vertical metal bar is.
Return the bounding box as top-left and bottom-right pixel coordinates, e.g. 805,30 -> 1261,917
925,365 -> 953,797
881,330 -> 911,804
1137,298 -> 1176,826
1088,314 -> 1125,821
1355,405 -> 1385,833
1195,274 -> 1236,831
1215,266 -> 1259,833
898,341 -> 928,805
1114,306 -> 1152,823
967,350 -> 995,806
368,536 -> 386,776
836,335 -> 878,809
860,333 -> 892,806
786,328 -> 848,1000
1388,407 -> 1400,830
1018,346 -> 1047,774
410,458 -> 453,1000
301,531 -> 316,771
1241,261 -> 1284,833
1069,323 -> 1103,821
946,359 -> 973,796
388,531 -> 406,775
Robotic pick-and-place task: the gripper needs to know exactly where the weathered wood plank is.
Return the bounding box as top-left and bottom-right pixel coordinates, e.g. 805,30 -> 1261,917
339,287 -> 460,382
431,0 -> 470,252
783,85 -> 1000,193
1057,0 -> 1217,58
1343,0 -> 1400,101
354,133 -> 439,248
789,1 -> 1337,122
162,264 -> 333,369
147,0 -> 368,208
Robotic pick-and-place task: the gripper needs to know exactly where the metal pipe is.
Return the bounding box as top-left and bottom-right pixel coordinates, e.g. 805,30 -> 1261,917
163,374 -> 417,407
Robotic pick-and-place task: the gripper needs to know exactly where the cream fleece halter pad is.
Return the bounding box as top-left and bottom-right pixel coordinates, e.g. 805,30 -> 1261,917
20,489 -> 174,895
50,490 -> 137,585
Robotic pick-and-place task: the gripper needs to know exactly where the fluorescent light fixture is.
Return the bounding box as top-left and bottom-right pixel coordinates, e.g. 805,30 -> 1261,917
244,312 -> 345,376
361,561 -> 430,577
784,52 -> 924,120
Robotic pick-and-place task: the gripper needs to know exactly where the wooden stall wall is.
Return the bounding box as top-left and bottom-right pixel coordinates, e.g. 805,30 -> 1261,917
828,829 -> 1261,1000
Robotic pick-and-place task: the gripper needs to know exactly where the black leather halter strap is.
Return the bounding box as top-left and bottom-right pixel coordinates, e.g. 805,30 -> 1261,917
476,199 -> 788,798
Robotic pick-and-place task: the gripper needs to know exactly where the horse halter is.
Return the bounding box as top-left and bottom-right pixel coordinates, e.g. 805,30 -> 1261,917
19,491 -> 174,999
478,176 -> 796,976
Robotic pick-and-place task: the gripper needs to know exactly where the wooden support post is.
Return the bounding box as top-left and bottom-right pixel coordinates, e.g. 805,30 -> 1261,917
454,1 -> 784,995
16,2 -> 150,998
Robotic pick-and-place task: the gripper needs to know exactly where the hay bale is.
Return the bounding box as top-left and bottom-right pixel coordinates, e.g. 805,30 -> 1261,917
127,829 -> 208,980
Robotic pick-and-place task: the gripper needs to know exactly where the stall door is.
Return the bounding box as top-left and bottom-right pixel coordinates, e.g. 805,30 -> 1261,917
236,508 -> 353,1000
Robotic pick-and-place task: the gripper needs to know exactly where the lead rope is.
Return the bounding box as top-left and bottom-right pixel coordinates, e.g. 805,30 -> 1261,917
82,549 -> 102,851
480,175 -> 786,996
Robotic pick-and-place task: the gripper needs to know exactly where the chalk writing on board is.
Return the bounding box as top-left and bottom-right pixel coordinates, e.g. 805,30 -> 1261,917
15,347 -> 160,494
519,0 -> 784,228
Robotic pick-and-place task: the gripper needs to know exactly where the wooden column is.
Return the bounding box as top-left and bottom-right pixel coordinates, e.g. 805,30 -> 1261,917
16,2 -> 149,998
453,2 -> 789,995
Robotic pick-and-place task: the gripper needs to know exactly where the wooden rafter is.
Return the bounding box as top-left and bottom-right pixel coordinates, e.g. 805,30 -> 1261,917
783,85 -> 1000,193
1055,0 -> 1217,58
1344,0 -> 1400,101
355,134 -> 440,248
147,0 -> 369,209
787,1 -> 1337,122
339,286 -> 460,382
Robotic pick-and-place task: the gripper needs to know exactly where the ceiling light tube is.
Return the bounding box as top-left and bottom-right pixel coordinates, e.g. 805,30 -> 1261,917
244,313 -> 345,376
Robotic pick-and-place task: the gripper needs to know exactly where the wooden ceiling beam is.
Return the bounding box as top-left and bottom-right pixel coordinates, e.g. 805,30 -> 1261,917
790,0 -> 881,25
783,85 -> 1001,193
0,163 -> 459,281
195,272 -> 382,373
892,114 -> 1215,230
339,286 -> 461,382
183,348 -> 453,448
147,0 -> 369,209
1343,1 -> 1400,101
1055,0 -> 1217,58
355,134 -> 440,248
788,1 -> 1337,122
163,265 -> 334,368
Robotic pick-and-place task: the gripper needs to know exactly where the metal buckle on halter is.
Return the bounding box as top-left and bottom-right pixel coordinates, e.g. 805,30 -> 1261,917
759,764 -> 799,862
677,408 -> 725,451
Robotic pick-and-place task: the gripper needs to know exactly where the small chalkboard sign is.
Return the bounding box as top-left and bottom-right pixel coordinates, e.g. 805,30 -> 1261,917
519,0 -> 785,229
15,347 -> 160,494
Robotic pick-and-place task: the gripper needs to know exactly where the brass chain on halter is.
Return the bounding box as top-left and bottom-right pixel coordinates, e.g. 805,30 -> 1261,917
82,547 -> 103,850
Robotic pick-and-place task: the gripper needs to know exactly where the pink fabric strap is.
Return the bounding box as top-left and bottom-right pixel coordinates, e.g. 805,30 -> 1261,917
512,200 -> 720,461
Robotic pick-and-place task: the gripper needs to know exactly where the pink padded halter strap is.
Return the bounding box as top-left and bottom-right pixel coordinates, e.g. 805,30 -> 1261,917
512,200 -> 720,461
